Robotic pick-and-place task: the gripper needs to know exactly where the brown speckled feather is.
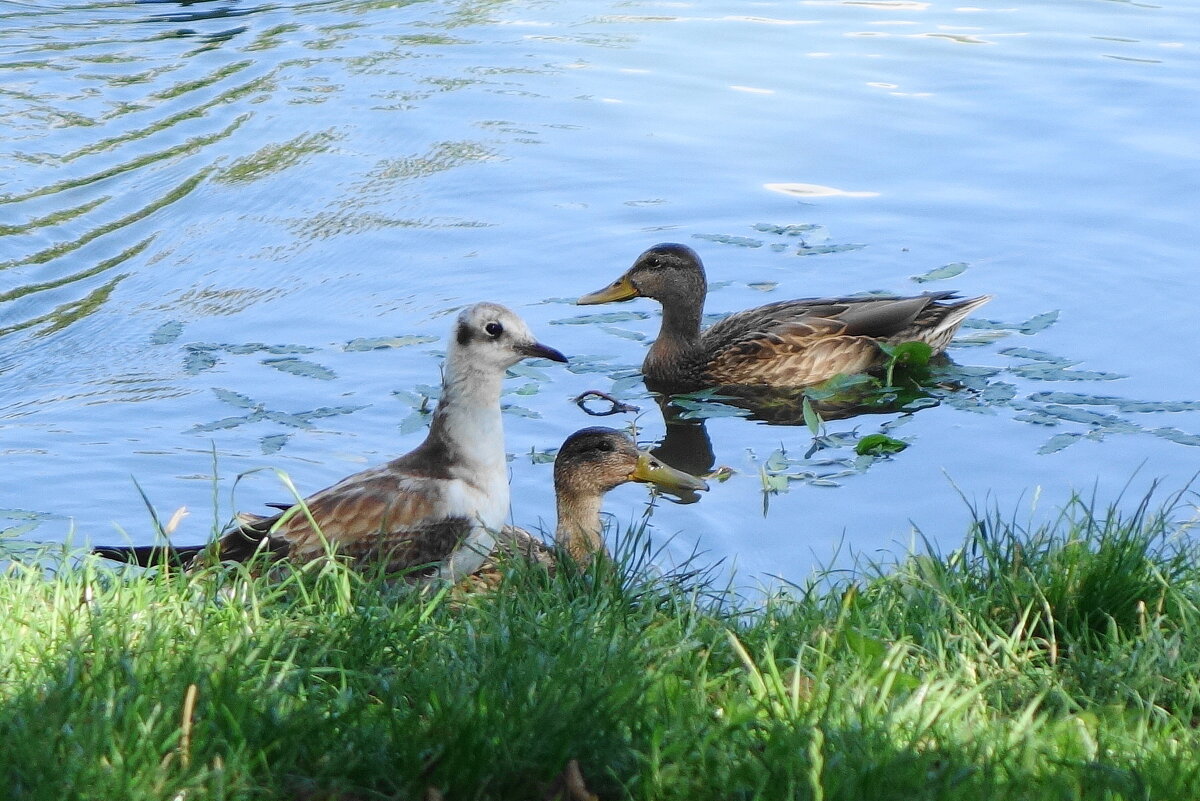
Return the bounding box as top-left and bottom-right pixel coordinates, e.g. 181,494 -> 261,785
219,463 -> 474,576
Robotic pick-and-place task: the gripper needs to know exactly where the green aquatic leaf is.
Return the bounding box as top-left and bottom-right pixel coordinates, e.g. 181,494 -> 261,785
150,321 -> 184,345
262,357 -> 336,381
551,311 -> 650,325
746,281 -> 778,292
260,434 -> 291,455
506,363 -> 551,381
1010,363 -> 1127,382
191,412 -> 262,432
999,347 -> 1075,365
753,222 -> 821,236
261,411 -> 315,429
512,383 -> 540,396
297,405 -> 365,422
599,325 -> 646,341
183,348 -> 218,375
501,404 -> 541,419
1038,432 -> 1084,455
796,243 -> 866,256
854,434 -> 908,456
1152,427 -> 1200,447
1018,310 -> 1059,334
693,233 -> 763,248
802,397 -> 823,437
399,411 -> 428,435
343,334 -> 438,351
911,261 -> 968,283
212,387 -> 257,409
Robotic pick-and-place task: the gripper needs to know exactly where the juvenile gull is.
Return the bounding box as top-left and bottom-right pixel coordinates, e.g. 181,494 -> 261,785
95,302 -> 567,581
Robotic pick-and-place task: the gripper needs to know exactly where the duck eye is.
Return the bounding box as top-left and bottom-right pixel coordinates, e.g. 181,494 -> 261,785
596,440 -> 613,452
485,321 -> 503,338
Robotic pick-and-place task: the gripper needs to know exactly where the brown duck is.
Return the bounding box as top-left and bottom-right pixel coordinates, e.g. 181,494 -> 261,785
473,426 -> 708,586
578,243 -> 991,392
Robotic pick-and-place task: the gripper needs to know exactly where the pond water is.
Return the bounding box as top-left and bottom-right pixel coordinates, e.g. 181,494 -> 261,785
2,0 -> 1199,587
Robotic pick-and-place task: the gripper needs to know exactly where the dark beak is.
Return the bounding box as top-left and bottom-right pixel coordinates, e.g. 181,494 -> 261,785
519,341 -> 568,363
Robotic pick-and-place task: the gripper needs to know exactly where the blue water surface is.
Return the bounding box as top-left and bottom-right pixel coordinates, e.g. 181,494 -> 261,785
2,0 -> 1199,586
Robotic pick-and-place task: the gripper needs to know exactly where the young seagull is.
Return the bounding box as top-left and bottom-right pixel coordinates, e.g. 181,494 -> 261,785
471,426 -> 708,584
578,243 -> 991,393
94,302 -> 567,582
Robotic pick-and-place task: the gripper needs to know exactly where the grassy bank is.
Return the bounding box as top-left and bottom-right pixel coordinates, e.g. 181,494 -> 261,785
2,488 -> 1200,800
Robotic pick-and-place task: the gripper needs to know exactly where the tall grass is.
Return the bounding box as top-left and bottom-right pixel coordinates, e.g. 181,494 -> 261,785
1,486 -> 1199,800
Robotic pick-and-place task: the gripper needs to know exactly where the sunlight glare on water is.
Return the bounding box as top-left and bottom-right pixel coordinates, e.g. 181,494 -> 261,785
1,0 -> 1199,586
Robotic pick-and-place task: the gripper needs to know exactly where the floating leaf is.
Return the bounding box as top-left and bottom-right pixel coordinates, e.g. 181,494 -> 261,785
764,449 -> 791,472
551,311 -> 650,325
399,411 -> 428,435
262,343 -> 317,355
797,243 -> 866,256
211,388 -> 257,409
1028,392 -> 1200,414
911,261 -> 968,283
260,434 -> 291,455
528,447 -> 557,464
262,357 -> 336,381
1038,432 -> 1084,455
747,281 -> 778,292
854,433 -> 908,456
183,348 -> 219,375
343,334 -> 437,352
506,363 -> 552,381
501,404 -> 541,419
753,223 -> 821,236
1018,310 -> 1059,334
599,325 -> 646,341
1152,427 -> 1200,447
191,413 -> 262,433
1009,363 -> 1127,382
692,233 -> 763,248
999,347 -> 1075,365
512,383 -> 540,396
297,405 -> 365,422
261,410 -> 315,429
150,321 -> 184,345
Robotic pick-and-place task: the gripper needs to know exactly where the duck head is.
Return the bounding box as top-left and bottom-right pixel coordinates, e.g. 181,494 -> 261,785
577,243 -> 707,308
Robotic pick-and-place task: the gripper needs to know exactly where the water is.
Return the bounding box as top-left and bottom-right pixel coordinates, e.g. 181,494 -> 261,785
3,0 -> 1200,586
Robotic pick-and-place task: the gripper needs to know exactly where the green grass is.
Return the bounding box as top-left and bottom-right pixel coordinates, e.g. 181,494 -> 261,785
2,487 -> 1200,800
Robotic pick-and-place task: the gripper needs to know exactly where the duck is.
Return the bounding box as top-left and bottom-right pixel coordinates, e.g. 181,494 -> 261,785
93,302 -> 568,582
578,243 -> 991,393
470,426 -> 708,586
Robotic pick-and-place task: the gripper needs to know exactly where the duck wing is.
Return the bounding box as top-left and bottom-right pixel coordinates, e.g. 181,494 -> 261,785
701,292 -> 961,388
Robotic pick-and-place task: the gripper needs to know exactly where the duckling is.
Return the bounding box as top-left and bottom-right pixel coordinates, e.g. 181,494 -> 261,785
578,243 -> 991,392
94,302 -> 567,582
470,426 -> 708,586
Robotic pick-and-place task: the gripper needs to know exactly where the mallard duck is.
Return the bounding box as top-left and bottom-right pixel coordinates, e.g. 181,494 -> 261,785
94,302 -> 568,582
469,426 -> 708,586
578,243 -> 991,392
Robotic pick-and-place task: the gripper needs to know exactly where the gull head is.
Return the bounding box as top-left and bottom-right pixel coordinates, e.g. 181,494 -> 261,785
451,302 -> 568,373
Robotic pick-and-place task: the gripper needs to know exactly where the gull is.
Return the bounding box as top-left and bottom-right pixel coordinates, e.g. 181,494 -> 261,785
94,302 -> 567,581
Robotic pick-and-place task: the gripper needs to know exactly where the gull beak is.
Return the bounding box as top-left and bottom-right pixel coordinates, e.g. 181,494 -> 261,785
630,450 -> 708,503
518,340 -> 569,363
578,273 -> 639,305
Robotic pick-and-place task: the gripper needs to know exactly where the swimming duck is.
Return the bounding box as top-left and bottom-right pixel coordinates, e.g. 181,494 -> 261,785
578,243 -> 991,392
94,302 -> 567,582
473,427 -> 708,585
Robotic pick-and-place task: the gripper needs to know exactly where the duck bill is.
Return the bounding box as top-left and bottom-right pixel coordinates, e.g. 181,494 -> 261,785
630,451 -> 709,495
518,341 -> 569,363
577,274 -> 639,305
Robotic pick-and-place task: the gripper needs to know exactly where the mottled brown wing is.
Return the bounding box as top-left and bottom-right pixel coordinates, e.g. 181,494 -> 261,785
218,466 -> 470,575
706,329 -> 885,388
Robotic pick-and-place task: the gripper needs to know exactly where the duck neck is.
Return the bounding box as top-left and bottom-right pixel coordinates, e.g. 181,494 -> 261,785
554,488 -> 606,565
645,279 -> 708,380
